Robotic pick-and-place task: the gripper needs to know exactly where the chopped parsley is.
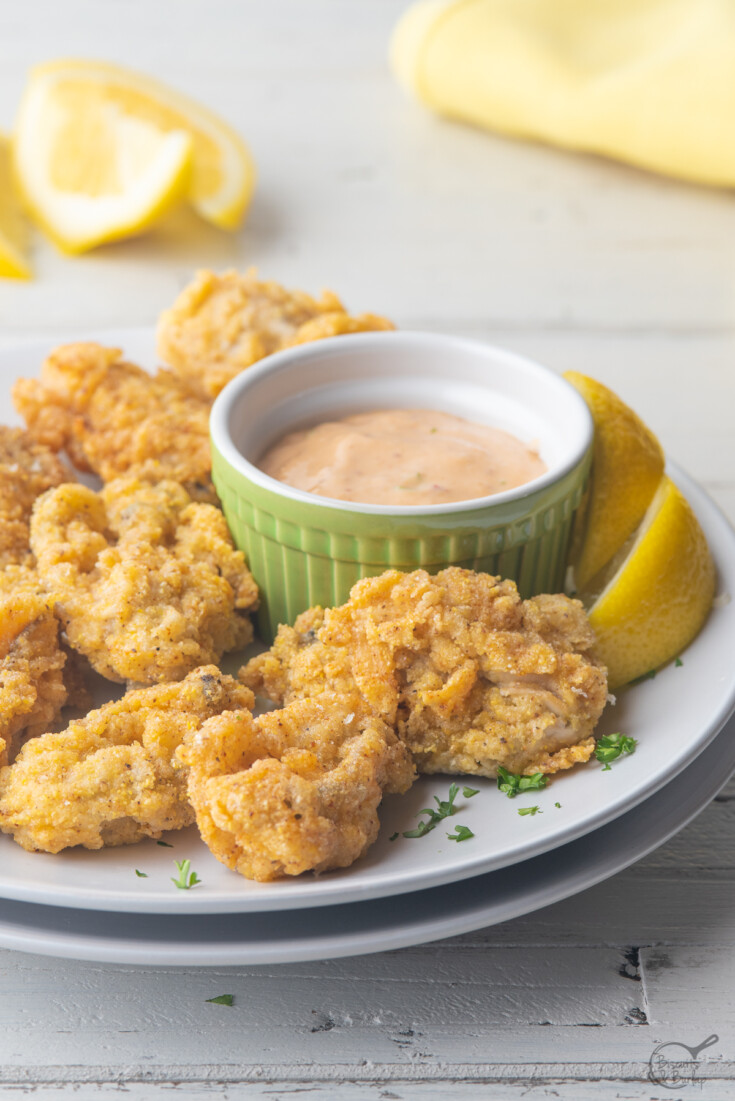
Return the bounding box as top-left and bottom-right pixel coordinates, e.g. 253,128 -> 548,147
206,994 -> 234,1007
518,805 -> 541,817
157,840 -> 174,848
675,657 -> 684,668
403,782 -> 459,838
134,869 -> 148,878
595,733 -> 637,770
497,766 -> 548,799
388,832 -> 399,842
462,786 -> 480,799
447,825 -> 474,842
171,858 -> 201,890
554,802 -> 562,809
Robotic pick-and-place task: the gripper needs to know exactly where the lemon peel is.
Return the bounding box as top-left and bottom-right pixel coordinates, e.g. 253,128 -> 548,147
564,371 -> 664,590
0,133 -> 31,278
586,476 -> 715,688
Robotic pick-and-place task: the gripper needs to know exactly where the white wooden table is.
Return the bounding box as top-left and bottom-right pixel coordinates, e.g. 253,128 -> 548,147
1,2 -> 735,1096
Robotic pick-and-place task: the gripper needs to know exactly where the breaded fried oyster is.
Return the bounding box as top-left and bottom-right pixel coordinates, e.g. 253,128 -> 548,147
0,667 -> 254,853
242,568 -> 608,779
0,587 -> 68,768
0,426 -> 71,568
13,343 -> 215,502
177,693 -> 415,881
31,477 -> 258,685
157,268 -> 395,399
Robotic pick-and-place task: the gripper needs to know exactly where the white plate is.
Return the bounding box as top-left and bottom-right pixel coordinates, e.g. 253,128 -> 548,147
2,331 -> 734,914
1,706 -> 734,966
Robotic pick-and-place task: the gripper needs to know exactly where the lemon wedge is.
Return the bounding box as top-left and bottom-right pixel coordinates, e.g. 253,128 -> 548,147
0,133 -> 31,278
14,60 -> 255,252
564,372 -> 665,590
586,476 -> 715,688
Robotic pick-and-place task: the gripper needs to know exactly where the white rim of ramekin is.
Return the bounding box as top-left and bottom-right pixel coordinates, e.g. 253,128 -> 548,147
210,331 -> 594,517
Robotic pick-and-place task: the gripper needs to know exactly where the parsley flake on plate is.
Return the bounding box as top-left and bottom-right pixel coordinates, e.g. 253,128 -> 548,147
134,869 -> 148,878
462,786 -> 480,799
171,858 -> 201,890
403,782 -> 459,838
156,839 -> 174,848
595,733 -> 637,769
206,994 -> 234,1007
517,805 -> 541,817
447,825 -> 474,842
497,766 -> 548,799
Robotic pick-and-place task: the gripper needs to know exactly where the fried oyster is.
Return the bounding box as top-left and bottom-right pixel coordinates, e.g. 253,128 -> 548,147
0,431 -> 79,763
0,667 -> 254,853
242,568 -> 608,779
177,692 -> 415,881
0,586 -> 67,768
13,342 -> 215,502
157,268 -> 395,399
31,478 -> 258,685
0,426 -> 72,568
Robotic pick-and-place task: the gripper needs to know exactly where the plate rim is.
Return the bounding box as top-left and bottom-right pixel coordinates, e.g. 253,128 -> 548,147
1,706 -> 733,966
1,331 -> 734,915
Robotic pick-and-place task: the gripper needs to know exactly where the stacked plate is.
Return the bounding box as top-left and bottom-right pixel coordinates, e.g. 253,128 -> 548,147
2,337 -> 735,966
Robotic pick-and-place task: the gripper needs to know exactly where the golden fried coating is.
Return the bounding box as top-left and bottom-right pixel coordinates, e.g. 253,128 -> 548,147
31,478 -> 258,685
242,568 -> 608,779
13,343 -> 215,502
156,268 -> 395,399
0,667 -> 254,853
177,692 -> 415,881
0,588 -> 68,768
0,427 -> 71,568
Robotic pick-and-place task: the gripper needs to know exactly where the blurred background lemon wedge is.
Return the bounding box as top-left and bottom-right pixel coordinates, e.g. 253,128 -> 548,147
0,133 -> 31,278
12,59 -> 255,255
566,372 -> 716,687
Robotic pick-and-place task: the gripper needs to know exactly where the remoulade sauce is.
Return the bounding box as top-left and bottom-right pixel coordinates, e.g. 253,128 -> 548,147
258,408 -> 546,506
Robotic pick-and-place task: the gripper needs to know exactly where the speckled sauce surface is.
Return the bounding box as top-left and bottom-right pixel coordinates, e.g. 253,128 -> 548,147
258,408 -> 546,504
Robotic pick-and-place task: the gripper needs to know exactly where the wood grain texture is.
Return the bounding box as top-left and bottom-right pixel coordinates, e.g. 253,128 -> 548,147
6,1089 -> 735,1101
1,1 -> 734,1095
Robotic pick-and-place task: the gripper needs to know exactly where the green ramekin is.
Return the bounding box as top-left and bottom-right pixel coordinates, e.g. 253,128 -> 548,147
210,332 -> 593,641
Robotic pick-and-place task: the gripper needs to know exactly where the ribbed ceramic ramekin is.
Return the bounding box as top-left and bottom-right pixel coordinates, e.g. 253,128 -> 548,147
210,332 -> 593,641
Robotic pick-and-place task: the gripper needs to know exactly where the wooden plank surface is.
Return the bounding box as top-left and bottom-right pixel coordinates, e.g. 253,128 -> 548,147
1,1 -> 734,1096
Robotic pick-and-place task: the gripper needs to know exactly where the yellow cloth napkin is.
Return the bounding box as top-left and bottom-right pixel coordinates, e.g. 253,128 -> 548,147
391,0 -> 735,187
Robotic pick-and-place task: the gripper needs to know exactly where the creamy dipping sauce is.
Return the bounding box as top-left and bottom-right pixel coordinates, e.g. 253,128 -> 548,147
258,408 -> 546,506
